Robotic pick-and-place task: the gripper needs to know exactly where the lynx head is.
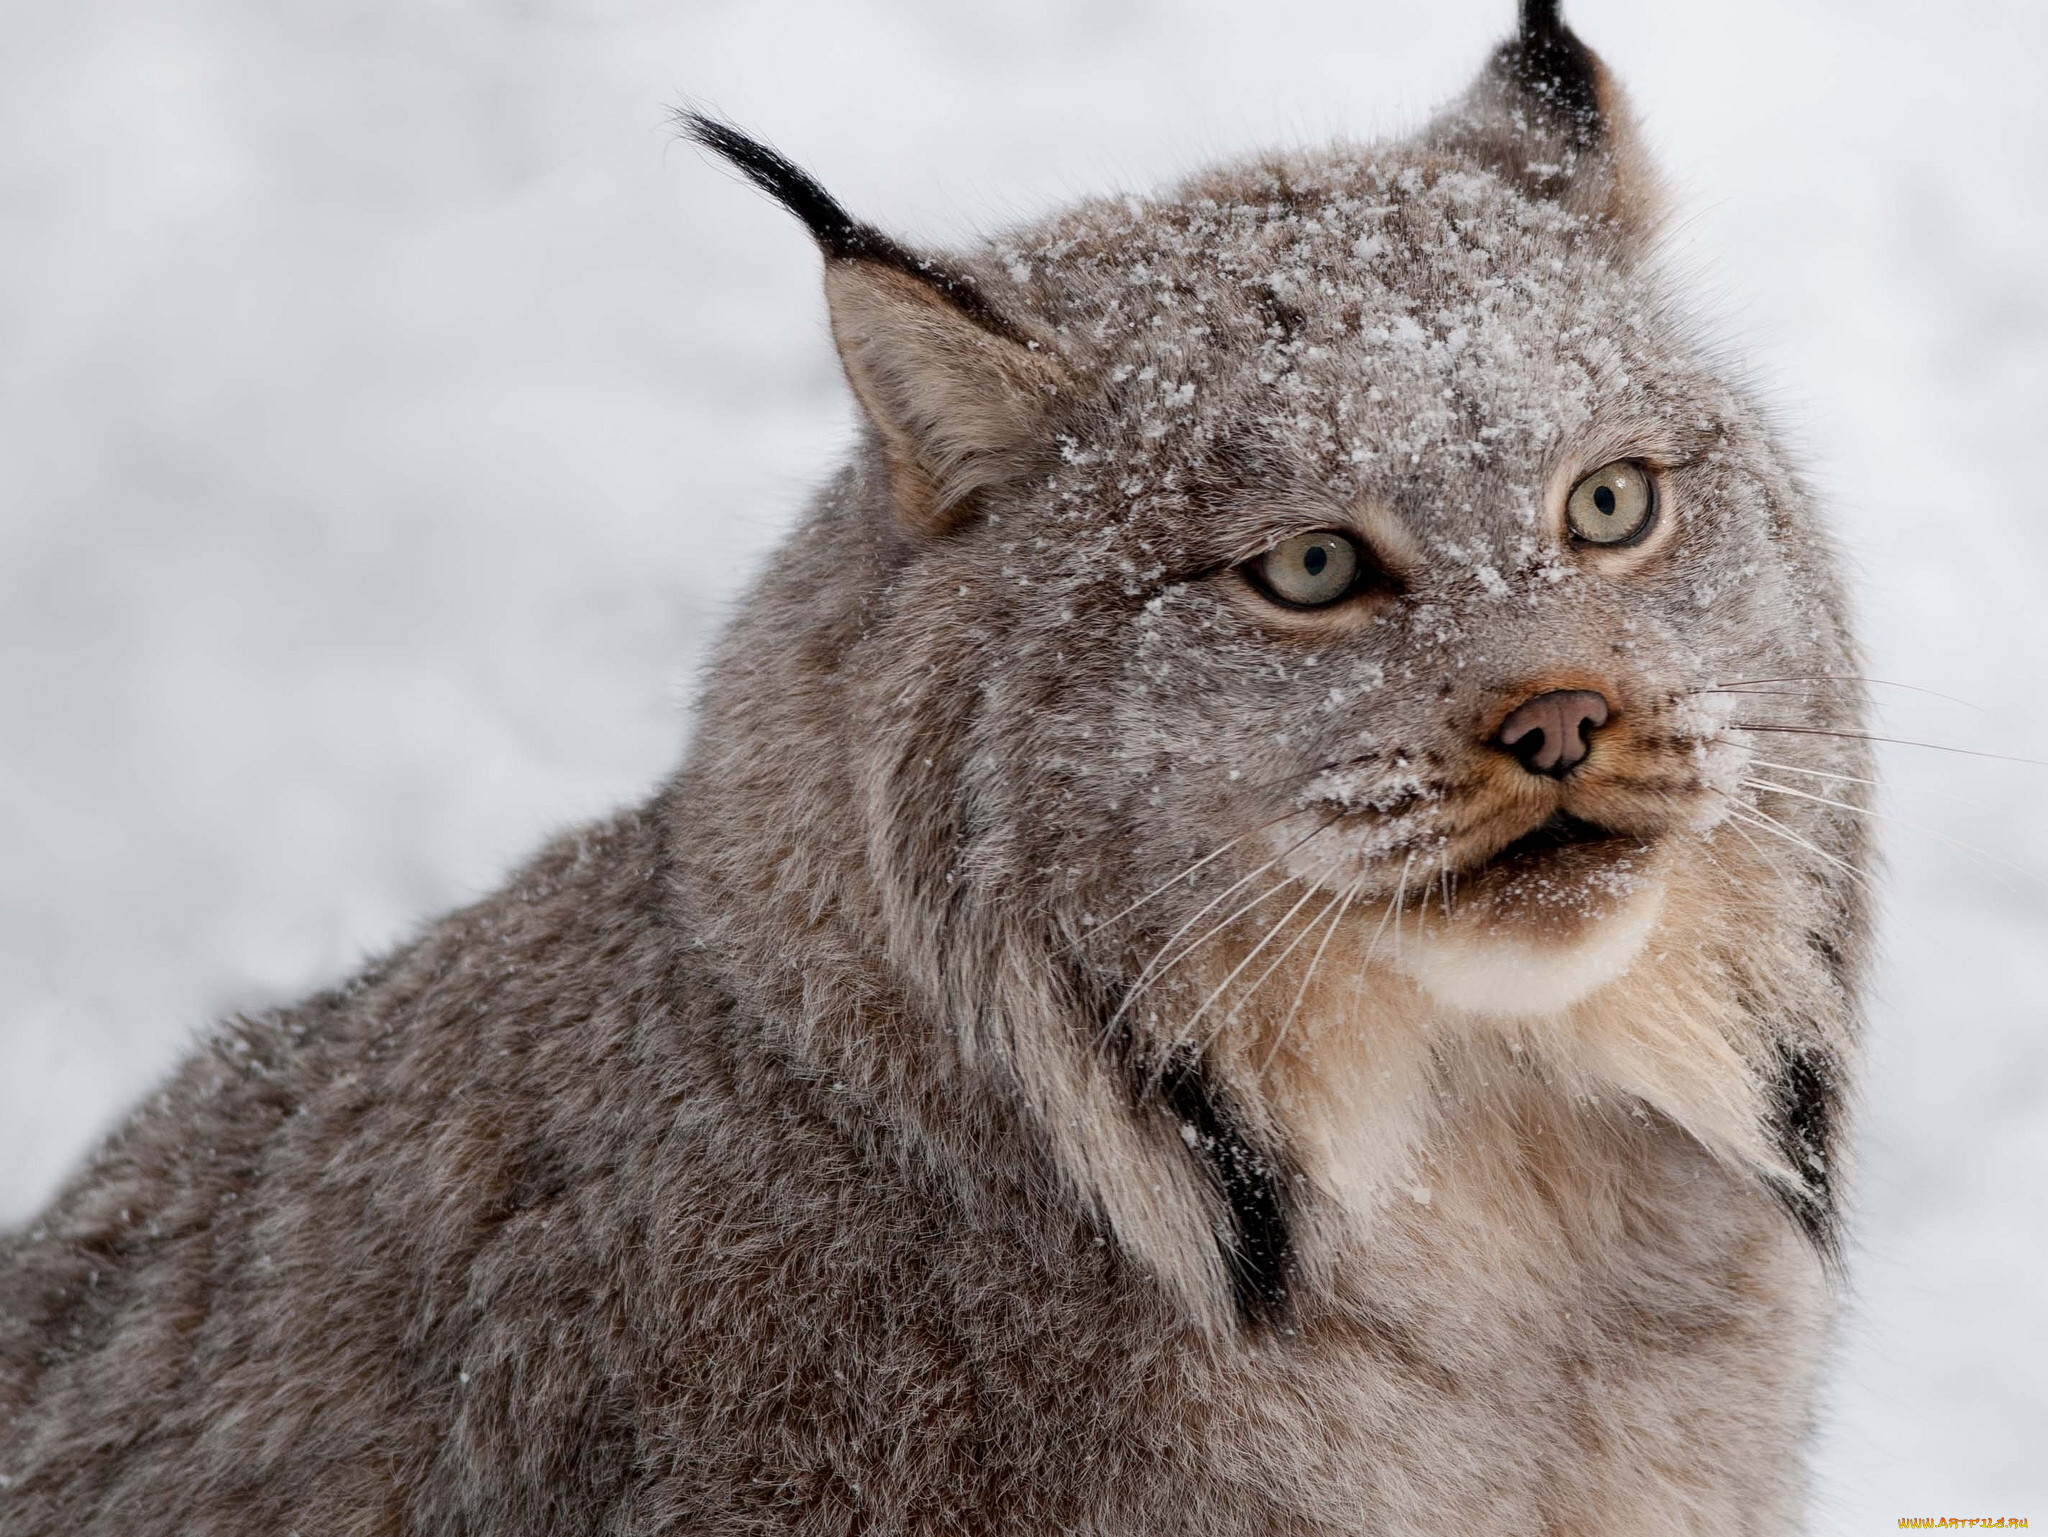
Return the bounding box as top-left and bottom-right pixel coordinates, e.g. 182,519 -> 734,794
684,1 -> 1868,1323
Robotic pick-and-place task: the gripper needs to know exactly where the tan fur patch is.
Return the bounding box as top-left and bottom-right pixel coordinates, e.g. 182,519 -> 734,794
1191,818 -> 1809,1239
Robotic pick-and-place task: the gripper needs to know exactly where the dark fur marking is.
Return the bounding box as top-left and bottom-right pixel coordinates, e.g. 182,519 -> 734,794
1158,1055 -> 1294,1327
1766,1042 -> 1842,1263
1806,927 -> 1852,997
1500,0 -> 1604,147
679,112 -> 1027,343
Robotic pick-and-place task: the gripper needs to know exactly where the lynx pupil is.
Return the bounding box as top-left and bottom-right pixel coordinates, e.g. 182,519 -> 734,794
1593,485 -> 1615,516
1303,545 -> 1329,576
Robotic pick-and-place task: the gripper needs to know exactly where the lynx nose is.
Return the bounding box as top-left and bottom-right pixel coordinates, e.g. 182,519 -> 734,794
1493,689 -> 1611,778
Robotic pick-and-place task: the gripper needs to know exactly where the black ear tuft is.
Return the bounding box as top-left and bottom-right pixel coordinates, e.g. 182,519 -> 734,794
678,111 -> 1023,342
1500,0 -> 1604,148
682,110 -> 1060,534
679,111 -> 876,263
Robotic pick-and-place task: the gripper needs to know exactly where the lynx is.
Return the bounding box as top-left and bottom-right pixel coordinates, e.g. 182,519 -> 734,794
1,3 -> 1870,1531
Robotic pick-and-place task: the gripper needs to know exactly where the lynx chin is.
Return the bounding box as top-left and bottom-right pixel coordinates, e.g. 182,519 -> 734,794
2,3 -> 1871,1532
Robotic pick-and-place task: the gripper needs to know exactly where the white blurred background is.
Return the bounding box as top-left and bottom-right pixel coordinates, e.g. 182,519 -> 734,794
2,0 -> 2042,1523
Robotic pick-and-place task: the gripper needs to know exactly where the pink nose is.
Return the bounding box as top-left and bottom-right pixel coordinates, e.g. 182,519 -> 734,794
1493,689 -> 1611,778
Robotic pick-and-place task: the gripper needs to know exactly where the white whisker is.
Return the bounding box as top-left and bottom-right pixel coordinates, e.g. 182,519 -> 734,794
1106,816 -> 1344,1034
1744,776 -> 2043,893
1184,878 -> 1333,1049
1718,802 -> 1833,885
1728,723 -> 2048,769
1713,810 -> 1798,891
1361,850 -> 1416,967
1086,804 -> 1316,933
1106,816 -> 1338,1026
1260,878 -> 1360,1075
1392,851 -> 1415,958
1744,755 -> 2005,817
1108,872 -> 1305,1032
1708,674 -> 1986,713
1715,795 -> 1871,891
1744,756 -> 1882,789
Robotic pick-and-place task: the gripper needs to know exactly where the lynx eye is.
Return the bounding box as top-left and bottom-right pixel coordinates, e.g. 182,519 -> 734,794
1566,460 -> 1656,545
1250,531 -> 1361,608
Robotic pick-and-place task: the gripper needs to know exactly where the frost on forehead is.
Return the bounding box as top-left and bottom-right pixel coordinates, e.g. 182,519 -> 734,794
985,147 -> 1672,522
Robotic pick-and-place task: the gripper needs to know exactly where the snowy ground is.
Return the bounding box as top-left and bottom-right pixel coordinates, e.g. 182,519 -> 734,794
2,0 -> 2042,1524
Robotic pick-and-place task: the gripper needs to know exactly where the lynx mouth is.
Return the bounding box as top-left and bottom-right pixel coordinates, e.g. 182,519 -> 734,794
1456,809 -> 1660,922
1479,811 -> 1626,872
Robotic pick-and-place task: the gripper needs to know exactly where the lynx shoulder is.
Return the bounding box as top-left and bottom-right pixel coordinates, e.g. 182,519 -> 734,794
2,4 -> 1870,1532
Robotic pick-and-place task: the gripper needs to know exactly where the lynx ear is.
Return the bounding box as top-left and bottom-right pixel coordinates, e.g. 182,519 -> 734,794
821,263 -> 1065,537
1438,1 -> 1664,248
682,114 -> 1064,536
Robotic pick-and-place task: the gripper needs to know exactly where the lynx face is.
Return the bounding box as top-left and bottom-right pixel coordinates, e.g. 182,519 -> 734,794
964,158 -> 1813,1022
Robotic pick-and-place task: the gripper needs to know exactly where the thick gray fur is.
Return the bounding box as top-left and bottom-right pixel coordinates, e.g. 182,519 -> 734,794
2,8 -> 1871,1533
